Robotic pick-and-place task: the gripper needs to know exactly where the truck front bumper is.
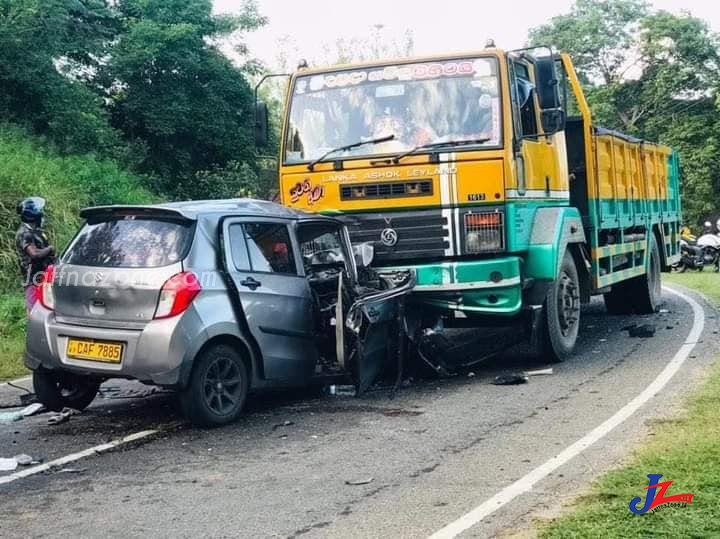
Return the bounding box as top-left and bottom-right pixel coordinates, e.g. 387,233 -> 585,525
378,256 -> 523,315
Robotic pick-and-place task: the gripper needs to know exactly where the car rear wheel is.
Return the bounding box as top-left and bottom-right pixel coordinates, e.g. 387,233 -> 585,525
180,344 -> 249,427
33,369 -> 101,412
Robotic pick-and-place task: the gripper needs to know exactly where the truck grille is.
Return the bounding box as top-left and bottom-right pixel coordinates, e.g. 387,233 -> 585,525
340,180 -> 433,200
340,209 -> 449,262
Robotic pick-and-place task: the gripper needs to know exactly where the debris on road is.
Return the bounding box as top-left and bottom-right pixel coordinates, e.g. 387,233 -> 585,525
0,410 -> 24,425
21,403 -> 45,417
57,467 -> 85,474
382,408 -> 424,417
491,373 -> 529,385
19,393 -> 38,406
345,477 -> 374,486
659,309 -> 670,314
327,385 -> 356,396
13,454 -> 33,466
467,372 -> 476,378
525,368 -> 553,377
0,457 -> 19,471
47,407 -> 81,425
272,420 -> 295,431
628,324 -> 656,338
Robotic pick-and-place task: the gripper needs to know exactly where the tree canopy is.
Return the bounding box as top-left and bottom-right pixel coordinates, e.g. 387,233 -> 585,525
529,0 -> 720,227
0,0 -> 269,200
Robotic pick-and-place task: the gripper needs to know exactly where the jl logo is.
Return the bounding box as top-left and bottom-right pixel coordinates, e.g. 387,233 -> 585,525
629,474 -> 695,514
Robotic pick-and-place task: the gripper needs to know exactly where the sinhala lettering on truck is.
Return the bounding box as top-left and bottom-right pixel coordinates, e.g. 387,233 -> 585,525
255,46 -> 682,365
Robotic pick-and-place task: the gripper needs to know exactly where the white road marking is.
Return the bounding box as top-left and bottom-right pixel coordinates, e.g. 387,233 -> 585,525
0,429 -> 159,486
430,285 -> 705,539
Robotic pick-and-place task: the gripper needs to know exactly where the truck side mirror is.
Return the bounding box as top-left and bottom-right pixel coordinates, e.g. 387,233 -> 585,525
534,57 -> 560,110
255,100 -> 269,148
541,108 -> 566,134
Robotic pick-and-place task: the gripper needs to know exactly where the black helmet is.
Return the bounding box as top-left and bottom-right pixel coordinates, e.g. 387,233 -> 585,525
16,197 -> 46,224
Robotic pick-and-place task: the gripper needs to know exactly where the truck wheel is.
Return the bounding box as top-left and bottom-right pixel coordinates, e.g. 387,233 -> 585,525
180,344 -> 249,427
33,369 -> 101,412
631,235 -> 661,314
542,250 -> 581,362
603,281 -> 634,315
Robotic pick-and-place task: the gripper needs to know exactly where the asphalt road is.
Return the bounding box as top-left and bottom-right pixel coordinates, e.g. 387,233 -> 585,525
1,285 -> 718,539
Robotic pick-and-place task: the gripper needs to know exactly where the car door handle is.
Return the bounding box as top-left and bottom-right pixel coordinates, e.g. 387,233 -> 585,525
240,277 -> 261,290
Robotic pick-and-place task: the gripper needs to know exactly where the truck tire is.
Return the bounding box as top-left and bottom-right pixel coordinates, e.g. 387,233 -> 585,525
603,281 -> 634,315
33,369 -> 101,412
630,234 -> 661,314
180,344 -> 249,427
542,250 -> 581,362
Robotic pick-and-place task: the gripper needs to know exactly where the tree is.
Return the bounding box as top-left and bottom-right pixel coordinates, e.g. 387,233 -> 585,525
529,0 -> 650,86
528,0 -> 720,227
0,0 -> 122,154
103,0 -> 267,200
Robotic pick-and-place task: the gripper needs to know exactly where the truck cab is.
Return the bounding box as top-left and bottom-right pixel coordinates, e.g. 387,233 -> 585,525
261,47 -> 681,363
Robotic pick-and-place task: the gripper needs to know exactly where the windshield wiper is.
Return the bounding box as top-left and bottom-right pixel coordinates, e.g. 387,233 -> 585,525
307,134 -> 395,171
384,138 -> 491,165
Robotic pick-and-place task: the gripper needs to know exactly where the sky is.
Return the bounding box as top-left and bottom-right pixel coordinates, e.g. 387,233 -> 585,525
213,0 -> 720,70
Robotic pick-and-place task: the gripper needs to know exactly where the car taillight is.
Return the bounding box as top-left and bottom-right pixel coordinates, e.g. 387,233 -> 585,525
39,265 -> 55,310
154,272 -> 201,319
464,211 -> 505,253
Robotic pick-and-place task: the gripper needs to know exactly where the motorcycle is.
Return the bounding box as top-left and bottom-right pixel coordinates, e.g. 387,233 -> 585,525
696,231 -> 720,272
672,227 -> 704,272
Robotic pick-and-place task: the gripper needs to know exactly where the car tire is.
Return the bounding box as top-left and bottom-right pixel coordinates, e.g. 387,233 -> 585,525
180,344 -> 249,427
630,235 -> 661,314
542,250 -> 581,363
33,369 -> 101,412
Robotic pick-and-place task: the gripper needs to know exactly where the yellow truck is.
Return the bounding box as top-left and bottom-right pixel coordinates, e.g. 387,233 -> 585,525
255,46 -> 682,365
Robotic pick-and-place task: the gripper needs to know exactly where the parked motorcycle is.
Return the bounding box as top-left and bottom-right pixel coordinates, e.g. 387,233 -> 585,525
672,227 -> 704,272
696,230 -> 720,272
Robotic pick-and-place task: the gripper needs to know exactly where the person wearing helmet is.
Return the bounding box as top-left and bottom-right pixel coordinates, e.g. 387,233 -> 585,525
15,197 -> 55,314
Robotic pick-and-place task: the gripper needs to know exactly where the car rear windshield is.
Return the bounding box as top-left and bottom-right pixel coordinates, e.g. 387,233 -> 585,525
63,217 -> 194,268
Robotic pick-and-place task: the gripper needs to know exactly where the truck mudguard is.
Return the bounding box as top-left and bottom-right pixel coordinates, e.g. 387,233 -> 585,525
525,207 -> 586,280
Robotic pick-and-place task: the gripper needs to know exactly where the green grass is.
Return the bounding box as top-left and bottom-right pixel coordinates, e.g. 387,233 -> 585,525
539,272 -> 720,537
0,122 -> 155,381
0,122 -> 155,293
665,271 -> 720,306
0,294 -> 27,380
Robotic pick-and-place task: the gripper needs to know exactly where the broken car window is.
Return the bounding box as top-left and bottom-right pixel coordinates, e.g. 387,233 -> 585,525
242,223 -> 297,275
297,223 -> 346,268
64,218 -> 193,268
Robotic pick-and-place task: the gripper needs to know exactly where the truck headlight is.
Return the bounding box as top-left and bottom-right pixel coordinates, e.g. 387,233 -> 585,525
464,211 -> 504,253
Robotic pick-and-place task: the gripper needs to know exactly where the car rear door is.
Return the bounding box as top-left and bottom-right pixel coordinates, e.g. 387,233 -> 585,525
221,218 -> 319,382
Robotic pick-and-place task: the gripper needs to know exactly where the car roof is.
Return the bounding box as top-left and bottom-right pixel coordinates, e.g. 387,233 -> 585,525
80,198 -> 338,222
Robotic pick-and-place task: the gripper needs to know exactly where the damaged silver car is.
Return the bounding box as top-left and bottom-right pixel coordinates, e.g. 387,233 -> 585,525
25,199 -> 414,426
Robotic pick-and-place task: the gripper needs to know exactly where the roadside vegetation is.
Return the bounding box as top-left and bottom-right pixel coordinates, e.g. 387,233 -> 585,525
537,272 -> 720,537
0,123 -> 154,380
665,272 -> 720,306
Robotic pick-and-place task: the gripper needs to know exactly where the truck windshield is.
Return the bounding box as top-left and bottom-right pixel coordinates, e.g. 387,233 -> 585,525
284,57 -> 501,164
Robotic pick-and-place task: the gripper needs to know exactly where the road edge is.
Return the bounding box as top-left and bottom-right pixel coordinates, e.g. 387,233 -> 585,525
429,285 -> 706,539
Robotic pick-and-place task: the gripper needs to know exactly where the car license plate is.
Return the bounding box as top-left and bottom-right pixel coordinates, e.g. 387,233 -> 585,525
66,338 -> 123,363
